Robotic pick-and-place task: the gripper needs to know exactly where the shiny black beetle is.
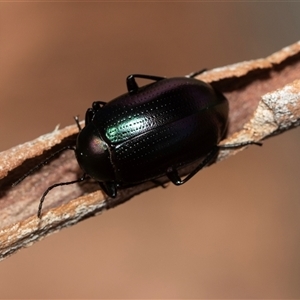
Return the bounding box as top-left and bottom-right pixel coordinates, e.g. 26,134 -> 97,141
76,73 -> 229,197
14,72 -> 260,217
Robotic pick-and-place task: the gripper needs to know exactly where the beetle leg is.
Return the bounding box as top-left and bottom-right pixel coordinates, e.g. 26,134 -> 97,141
166,146 -> 219,185
85,108 -> 94,125
98,181 -> 117,198
92,101 -> 107,111
186,69 -> 207,78
74,115 -> 82,131
219,141 -> 262,148
126,74 -> 165,94
84,101 -> 107,125
151,179 -> 168,189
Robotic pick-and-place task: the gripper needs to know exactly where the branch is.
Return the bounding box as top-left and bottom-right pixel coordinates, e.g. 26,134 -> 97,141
1,41 -> 300,260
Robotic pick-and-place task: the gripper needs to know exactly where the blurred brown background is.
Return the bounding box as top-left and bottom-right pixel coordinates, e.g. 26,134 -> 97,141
1,3 -> 300,298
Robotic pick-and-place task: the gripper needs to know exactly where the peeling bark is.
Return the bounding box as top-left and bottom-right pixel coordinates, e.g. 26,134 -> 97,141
0,41 -> 300,261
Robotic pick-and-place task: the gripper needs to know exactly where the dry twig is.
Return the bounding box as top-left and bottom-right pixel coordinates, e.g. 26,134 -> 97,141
0,41 -> 300,260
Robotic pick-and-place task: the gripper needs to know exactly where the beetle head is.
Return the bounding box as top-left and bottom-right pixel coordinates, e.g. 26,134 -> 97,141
75,124 -> 115,181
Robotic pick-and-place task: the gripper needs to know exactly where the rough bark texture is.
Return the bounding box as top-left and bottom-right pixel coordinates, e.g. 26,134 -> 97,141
0,41 -> 300,260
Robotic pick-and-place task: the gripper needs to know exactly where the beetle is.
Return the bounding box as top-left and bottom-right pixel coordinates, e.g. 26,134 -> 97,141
14,72 -> 261,217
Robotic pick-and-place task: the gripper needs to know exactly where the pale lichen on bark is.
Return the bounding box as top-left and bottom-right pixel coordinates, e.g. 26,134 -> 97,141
0,41 -> 300,261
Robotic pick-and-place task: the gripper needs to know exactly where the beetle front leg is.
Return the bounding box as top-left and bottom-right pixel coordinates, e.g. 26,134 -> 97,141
85,101 -> 107,125
166,146 -> 219,185
92,101 -> 107,111
85,108 -> 94,125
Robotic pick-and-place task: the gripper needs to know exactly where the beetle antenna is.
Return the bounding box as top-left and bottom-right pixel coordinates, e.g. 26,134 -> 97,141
37,173 -> 87,218
12,145 -> 76,187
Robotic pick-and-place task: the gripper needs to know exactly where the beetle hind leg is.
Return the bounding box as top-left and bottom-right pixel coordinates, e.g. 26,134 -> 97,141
126,74 -> 165,94
151,179 -> 168,189
186,69 -> 207,78
98,181 -> 117,198
219,140 -> 262,148
166,146 -> 219,186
